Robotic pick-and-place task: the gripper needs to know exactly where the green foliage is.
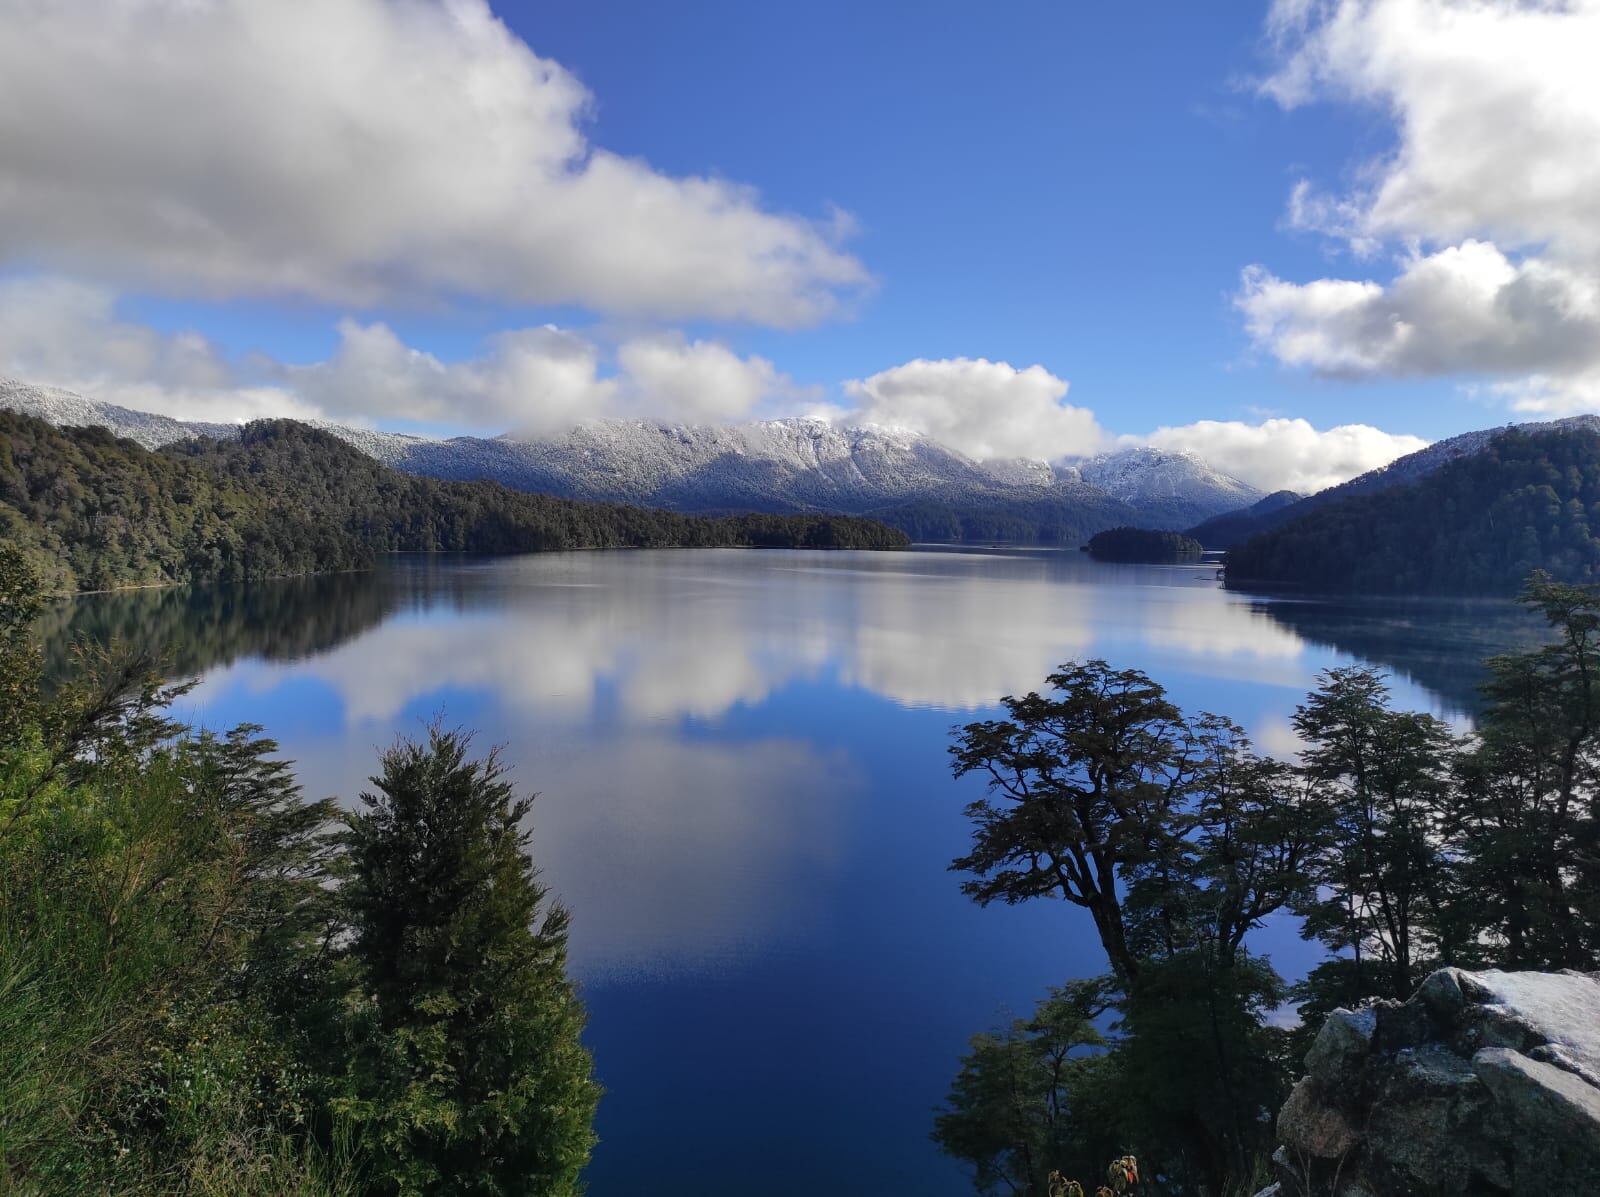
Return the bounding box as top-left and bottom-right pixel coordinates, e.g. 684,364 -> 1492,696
336,730 -> 598,1196
1084,527 -> 1203,563
0,545 -> 42,742
0,568 -> 598,1194
1224,426 -> 1600,594
950,661 -> 1195,985
932,982 -> 1118,1196
872,492 -> 1134,545
0,411 -> 908,593
948,664 -> 1314,1190
1291,667 -> 1460,998
0,648 -> 348,1193
941,582 -> 1600,1193
1185,490 -> 1303,551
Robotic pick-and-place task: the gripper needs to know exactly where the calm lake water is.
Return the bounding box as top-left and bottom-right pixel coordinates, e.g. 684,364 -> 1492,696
46,548 -> 1546,1195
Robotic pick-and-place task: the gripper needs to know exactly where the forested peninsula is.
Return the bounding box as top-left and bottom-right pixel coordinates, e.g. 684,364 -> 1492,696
0,412 -> 909,593
1225,425 -> 1600,595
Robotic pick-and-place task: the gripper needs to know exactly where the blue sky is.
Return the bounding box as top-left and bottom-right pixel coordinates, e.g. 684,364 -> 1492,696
2,0 -> 1597,493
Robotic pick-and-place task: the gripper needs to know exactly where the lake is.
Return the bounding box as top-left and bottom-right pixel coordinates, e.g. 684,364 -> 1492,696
44,548 -> 1546,1195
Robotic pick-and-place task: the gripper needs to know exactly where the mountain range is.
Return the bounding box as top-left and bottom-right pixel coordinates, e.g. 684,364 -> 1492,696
0,378 -> 1260,540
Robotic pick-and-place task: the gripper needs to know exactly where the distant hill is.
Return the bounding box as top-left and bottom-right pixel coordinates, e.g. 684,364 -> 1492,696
0,412 -> 908,593
1187,489 -> 1304,549
1224,424 -> 1600,595
0,377 -> 1261,541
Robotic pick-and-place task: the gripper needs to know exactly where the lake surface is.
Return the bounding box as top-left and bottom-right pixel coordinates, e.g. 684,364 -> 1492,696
45,548 -> 1547,1195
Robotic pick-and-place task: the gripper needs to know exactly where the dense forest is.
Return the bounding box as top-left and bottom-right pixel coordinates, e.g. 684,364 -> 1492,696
933,571 -> 1600,1194
1184,489 -> 1302,550
870,490 -> 1133,545
1224,426 -> 1600,594
1085,526 -> 1203,562
0,413 -> 908,593
0,547 -> 599,1194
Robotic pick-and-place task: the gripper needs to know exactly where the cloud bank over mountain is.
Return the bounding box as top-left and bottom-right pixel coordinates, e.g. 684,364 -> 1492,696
0,0 -> 1457,494
844,357 -> 1105,461
0,270 -> 1425,493
1139,416 -> 1429,495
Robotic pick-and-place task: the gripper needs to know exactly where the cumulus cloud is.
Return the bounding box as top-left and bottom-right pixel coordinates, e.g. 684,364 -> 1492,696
1248,0 -> 1600,411
0,275 -> 804,431
1140,417 -> 1428,494
1237,243 -> 1600,382
0,0 -> 866,324
1,276 -> 1430,485
613,334 -> 793,425
844,357 -> 1105,461
291,321 -> 618,433
0,275 -> 313,422
1263,0 -> 1600,260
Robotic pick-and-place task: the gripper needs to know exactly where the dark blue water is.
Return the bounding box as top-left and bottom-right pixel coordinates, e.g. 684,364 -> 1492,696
48,548 -> 1543,1195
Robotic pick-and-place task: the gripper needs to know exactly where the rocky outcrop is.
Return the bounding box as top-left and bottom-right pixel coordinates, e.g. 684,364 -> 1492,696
1256,968 -> 1600,1196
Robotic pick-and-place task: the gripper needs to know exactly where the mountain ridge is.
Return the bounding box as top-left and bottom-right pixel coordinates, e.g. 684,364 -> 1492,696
0,377 -> 1261,539
1189,416 -> 1600,549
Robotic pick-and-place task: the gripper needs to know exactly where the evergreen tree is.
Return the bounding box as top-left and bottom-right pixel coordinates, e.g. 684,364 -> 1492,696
1459,571 -> 1600,967
1291,668 -> 1460,1001
949,660 -> 1196,985
932,982 -> 1118,1197
339,729 -> 599,1196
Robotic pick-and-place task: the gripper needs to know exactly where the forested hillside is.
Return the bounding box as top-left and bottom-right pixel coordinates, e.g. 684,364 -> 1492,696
0,413 -> 908,592
870,489 -> 1134,544
1185,489 -> 1302,549
2,379 -> 1264,541
1225,426 -> 1600,594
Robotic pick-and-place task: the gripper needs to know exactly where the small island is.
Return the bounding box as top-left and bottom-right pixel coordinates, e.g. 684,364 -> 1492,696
1085,526 -> 1204,563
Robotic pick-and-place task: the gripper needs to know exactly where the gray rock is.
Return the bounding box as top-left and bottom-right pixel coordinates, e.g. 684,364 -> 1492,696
1306,1006 -> 1376,1090
1364,1046 -> 1500,1192
1471,971 -> 1600,1088
1279,1077 -> 1362,1158
1416,966 -> 1468,1021
1473,1047 -> 1600,1190
1257,969 -> 1600,1197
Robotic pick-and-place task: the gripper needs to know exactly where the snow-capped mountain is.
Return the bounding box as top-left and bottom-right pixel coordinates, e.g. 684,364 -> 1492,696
0,378 -> 1262,533
0,379 -> 240,448
1068,446 -> 1261,528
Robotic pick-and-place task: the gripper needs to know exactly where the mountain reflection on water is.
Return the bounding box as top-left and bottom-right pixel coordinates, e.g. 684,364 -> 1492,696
42,548 -> 1547,1196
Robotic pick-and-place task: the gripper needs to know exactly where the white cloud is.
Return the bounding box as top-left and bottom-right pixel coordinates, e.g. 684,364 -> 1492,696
0,274 -> 313,423
291,320 -> 617,433
1141,416 -> 1428,494
613,334 -> 791,425
1249,0 -> 1600,412
288,324 -> 803,432
0,0 -> 866,325
1263,0 -> 1600,261
0,274 -> 798,432
843,357 -> 1105,461
1237,243 -> 1600,403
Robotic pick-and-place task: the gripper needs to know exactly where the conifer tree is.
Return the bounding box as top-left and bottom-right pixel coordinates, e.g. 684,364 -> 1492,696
339,728 -> 599,1196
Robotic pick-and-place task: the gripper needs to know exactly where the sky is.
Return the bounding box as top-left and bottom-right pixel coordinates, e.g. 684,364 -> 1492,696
2,0 -> 1598,494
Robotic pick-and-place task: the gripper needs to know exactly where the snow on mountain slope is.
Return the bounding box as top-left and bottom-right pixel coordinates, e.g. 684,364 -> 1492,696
1077,447 -> 1257,511
1325,416 -> 1600,503
0,377 -> 1261,530
0,378 -> 238,448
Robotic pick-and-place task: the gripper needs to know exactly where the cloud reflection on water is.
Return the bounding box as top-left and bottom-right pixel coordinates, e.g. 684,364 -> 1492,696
189,550 -> 1308,722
